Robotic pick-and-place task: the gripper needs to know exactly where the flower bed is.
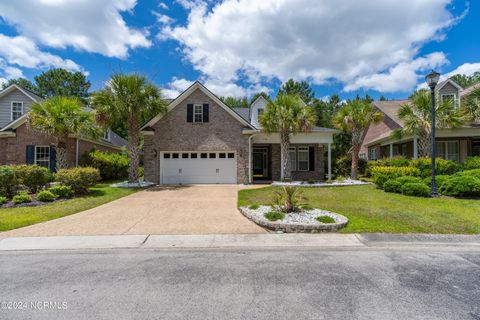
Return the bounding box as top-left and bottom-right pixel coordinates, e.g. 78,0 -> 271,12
272,179 -> 369,188
239,205 -> 348,233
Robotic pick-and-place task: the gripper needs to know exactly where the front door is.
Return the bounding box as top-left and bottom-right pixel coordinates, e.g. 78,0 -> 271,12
253,147 -> 269,179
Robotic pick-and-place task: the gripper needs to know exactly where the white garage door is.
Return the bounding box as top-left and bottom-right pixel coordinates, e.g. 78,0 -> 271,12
160,151 -> 237,184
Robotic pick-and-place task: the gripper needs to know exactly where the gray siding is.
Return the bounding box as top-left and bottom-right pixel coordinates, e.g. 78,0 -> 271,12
0,89 -> 35,129
439,82 -> 460,108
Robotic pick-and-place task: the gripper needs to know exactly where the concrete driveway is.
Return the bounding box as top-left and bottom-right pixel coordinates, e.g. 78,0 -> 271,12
0,185 -> 266,237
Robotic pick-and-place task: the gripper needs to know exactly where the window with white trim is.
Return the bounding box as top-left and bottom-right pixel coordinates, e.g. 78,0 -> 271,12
35,146 -> 50,168
369,147 -> 377,161
11,101 -> 23,121
435,141 -> 459,161
297,147 -> 309,171
194,104 -> 203,123
441,94 -> 457,108
288,147 -> 296,171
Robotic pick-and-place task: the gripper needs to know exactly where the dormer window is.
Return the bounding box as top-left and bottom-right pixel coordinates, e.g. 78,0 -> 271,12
258,108 -> 264,117
11,101 -> 23,121
441,94 -> 457,108
194,104 -> 203,123
103,129 -> 110,141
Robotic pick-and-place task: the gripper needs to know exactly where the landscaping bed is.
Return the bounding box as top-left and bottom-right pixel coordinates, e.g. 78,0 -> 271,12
272,178 -> 369,188
240,205 -> 348,232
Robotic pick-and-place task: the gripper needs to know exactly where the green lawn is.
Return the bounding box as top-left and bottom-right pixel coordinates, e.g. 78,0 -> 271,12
0,182 -> 139,232
238,185 -> 480,234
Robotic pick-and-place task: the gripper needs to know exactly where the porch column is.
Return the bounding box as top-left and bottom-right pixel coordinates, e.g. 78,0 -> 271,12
327,143 -> 332,181
389,143 -> 393,158
413,137 -> 418,159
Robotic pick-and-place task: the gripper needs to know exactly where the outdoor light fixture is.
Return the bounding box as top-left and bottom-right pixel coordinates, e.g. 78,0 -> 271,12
425,70 -> 440,196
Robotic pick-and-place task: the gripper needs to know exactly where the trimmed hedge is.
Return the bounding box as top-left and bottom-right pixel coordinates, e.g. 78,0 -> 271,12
371,166 -> 420,188
384,176 -> 425,194
410,157 -> 461,177
82,150 -> 129,180
464,156 -> 480,170
48,185 -> 74,198
366,156 -> 410,176
454,169 -> 480,180
439,175 -> 480,197
37,190 -> 56,202
0,166 -> 18,198
12,165 -> 53,193
423,175 -> 450,189
55,167 -> 101,195
335,156 -> 367,177
401,182 -> 430,197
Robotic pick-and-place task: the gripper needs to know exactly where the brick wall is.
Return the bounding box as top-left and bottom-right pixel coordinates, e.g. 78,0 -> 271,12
360,113 -> 401,158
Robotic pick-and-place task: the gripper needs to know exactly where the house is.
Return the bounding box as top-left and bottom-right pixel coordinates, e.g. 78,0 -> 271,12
360,79 -> 480,162
141,81 -> 337,184
0,84 -> 127,170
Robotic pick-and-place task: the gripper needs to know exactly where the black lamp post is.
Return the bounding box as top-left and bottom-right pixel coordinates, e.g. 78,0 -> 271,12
425,70 -> 440,196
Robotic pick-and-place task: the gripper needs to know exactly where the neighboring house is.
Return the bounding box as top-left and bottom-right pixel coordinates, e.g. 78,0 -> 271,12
360,79 -> 480,162
0,84 -> 127,170
141,81 -> 337,185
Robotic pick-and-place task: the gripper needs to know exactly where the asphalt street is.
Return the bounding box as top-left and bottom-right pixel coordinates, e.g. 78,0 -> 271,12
1,247 -> 480,320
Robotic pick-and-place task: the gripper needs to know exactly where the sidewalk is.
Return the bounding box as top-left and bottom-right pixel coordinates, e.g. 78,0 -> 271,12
1,233 -> 480,251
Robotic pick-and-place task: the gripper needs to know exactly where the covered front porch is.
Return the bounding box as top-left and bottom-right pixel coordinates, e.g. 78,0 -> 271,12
245,130 -> 335,184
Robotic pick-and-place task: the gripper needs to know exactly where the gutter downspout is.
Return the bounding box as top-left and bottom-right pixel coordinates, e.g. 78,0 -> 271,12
75,138 -> 79,167
248,133 -> 259,184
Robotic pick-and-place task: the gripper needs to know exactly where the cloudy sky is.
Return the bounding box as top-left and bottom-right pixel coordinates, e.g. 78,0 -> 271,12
0,0 -> 478,100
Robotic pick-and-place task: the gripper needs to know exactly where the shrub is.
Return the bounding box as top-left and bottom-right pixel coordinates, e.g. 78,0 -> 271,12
371,166 -> 420,188
410,157 -> 461,177
335,156 -> 367,177
401,182 -> 430,197
383,179 -> 403,193
55,167 -> 101,194
48,185 -> 74,198
248,204 -> 259,210
454,169 -> 480,180
264,211 -> 285,221
439,175 -> 480,197
423,175 -> 450,189
12,165 -> 53,193
365,156 -> 410,176
316,216 -> 336,224
0,196 -> 7,205
272,186 -> 303,213
13,192 -> 32,204
82,150 -> 129,180
0,166 -> 18,198
464,156 -> 480,170
37,190 -> 56,202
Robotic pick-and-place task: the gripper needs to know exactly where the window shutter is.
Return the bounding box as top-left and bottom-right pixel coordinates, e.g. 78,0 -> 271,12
308,146 -> 315,171
26,145 -> 35,165
49,146 -> 57,172
187,104 -> 193,122
203,104 -> 209,122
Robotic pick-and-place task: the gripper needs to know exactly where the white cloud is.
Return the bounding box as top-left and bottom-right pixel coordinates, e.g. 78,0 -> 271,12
0,34 -> 83,71
152,11 -> 175,25
158,2 -> 169,10
0,0 -> 151,59
416,62 -> 480,90
161,0 -> 460,93
162,77 -> 195,98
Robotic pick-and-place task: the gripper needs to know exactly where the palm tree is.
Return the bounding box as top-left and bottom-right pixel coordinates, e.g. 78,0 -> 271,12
394,89 -> 464,157
92,74 -> 166,183
259,94 -> 316,181
462,87 -> 480,123
28,96 -> 99,170
333,99 -> 382,180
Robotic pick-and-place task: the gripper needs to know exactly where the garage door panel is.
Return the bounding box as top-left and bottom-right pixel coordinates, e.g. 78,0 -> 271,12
161,152 -> 236,184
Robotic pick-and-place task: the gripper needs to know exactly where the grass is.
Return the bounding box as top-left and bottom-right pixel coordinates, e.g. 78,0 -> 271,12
316,216 -> 336,224
264,211 -> 285,221
239,185 -> 480,234
0,182 -> 139,232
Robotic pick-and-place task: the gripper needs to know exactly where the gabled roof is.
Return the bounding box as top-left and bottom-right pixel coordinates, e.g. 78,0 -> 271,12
373,99 -> 410,127
232,107 -> 250,122
142,81 -> 255,130
0,84 -> 43,103
436,78 -> 463,92
461,82 -> 480,97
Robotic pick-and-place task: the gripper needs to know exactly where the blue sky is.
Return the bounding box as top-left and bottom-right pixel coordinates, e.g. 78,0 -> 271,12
0,0 -> 479,102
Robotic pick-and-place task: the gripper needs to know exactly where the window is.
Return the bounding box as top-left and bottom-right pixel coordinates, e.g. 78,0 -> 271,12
172,153 -> 179,159
201,153 -> 208,158
219,153 -> 226,158
103,129 -> 110,141
194,104 -> 203,123
435,141 -> 459,161
190,153 -> 198,159
257,109 -> 263,117
369,147 -> 377,161
289,147 -> 296,171
441,94 -> 457,108
297,147 -> 309,171
359,153 -> 366,160
164,153 -> 171,159
11,102 -> 23,121
209,153 -> 216,158
35,146 -> 50,168
182,153 -> 189,159
227,153 -> 235,158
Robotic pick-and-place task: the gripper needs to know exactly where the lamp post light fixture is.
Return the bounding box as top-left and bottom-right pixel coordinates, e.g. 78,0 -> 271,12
426,70 -> 440,196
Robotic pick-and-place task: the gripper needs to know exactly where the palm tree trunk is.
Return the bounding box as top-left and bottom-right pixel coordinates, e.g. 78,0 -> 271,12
350,129 -> 362,180
418,130 -> 431,157
280,131 -> 291,181
127,115 -> 140,183
56,139 -> 68,170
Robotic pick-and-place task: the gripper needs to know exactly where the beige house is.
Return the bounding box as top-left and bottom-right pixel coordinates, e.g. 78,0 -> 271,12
360,79 -> 480,162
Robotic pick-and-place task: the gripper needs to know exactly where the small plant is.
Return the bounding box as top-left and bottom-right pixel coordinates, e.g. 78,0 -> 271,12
12,165 -> 53,193
383,179 -> 403,193
0,196 -> 7,205
37,190 -> 57,202
272,186 -> 303,213
13,192 -> 32,204
401,182 -> 430,197
82,150 -> 130,180
55,167 -> 100,194
316,216 -> 336,224
370,166 -> 420,188
464,156 -> 480,170
48,185 -> 74,198
264,211 -> 285,221
301,204 -> 314,211
0,166 -> 18,198
248,204 -> 260,210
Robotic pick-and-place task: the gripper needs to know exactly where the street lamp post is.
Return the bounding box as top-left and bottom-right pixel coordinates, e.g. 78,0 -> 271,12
425,70 -> 440,196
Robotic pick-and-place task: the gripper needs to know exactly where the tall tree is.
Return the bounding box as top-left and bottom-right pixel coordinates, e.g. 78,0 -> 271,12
450,72 -> 480,89
250,92 -> 271,104
333,100 -> 382,180
259,94 -> 316,181
34,68 -> 91,99
28,97 -> 99,170
1,78 -> 38,94
462,87 -> 480,122
219,96 -> 249,108
394,89 -> 464,157
92,74 -> 166,183
313,94 -> 343,128
278,79 -> 315,104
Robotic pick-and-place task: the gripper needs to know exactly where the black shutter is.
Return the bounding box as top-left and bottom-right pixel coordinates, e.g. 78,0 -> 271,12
203,104 -> 209,122
187,104 -> 193,122
309,146 -> 315,171
26,145 -> 35,165
49,146 -> 57,172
